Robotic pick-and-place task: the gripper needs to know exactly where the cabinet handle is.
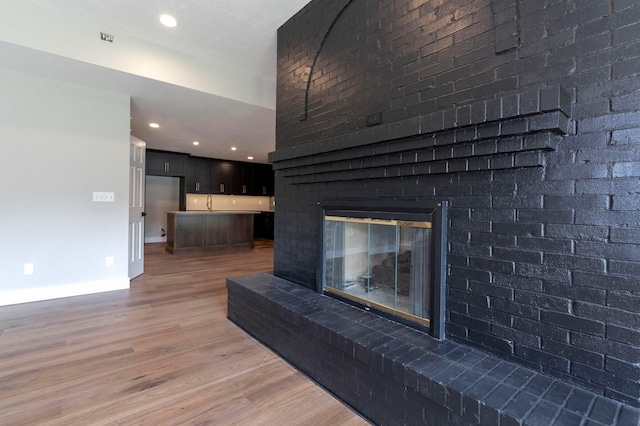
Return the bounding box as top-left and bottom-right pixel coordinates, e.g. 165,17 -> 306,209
164,161 -> 169,173
220,183 -> 224,193
196,182 -> 199,192
263,186 -> 266,195
242,185 -> 247,194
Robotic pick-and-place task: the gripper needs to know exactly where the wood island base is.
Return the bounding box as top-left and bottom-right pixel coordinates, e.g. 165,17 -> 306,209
166,211 -> 256,255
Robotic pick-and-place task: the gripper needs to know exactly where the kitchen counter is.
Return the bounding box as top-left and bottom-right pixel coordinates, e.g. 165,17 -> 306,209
166,211 -> 257,255
173,210 -> 263,214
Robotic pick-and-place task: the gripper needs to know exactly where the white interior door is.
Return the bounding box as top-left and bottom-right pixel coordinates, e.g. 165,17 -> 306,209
129,136 -> 146,279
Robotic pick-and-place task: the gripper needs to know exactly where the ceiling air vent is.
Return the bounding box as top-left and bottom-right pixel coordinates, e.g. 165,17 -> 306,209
100,32 -> 114,43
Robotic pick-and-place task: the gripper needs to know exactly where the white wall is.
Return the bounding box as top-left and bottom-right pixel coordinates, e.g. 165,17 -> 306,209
0,68 -> 130,306
0,0 -> 275,108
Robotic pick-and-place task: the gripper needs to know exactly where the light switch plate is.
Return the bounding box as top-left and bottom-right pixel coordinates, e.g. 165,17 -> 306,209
93,192 -> 115,202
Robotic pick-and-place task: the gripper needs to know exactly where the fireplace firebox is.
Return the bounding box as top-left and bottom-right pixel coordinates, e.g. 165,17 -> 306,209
319,201 -> 447,338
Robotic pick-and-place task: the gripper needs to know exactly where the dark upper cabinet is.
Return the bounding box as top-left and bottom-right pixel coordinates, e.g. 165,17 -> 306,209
146,150 -> 187,177
233,163 -> 254,195
211,160 -> 234,194
253,164 -> 275,196
151,151 -> 273,196
186,157 -> 211,194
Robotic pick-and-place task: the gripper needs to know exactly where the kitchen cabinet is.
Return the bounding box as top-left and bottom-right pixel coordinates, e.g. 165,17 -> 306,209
211,161 -> 234,194
253,164 -> 275,196
166,211 -> 256,254
154,151 -> 273,197
254,212 -> 274,239
146,150 -> 188,176
233,162 -> 254,195
186,157 -> 211,193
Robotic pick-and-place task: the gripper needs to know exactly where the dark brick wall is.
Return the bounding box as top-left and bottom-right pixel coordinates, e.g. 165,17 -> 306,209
272,0 -> 640,406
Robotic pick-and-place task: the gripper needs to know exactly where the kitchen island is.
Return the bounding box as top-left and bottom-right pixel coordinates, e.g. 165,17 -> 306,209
166,211 -> 257,255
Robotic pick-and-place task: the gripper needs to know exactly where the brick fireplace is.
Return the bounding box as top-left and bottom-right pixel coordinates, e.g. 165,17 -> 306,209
228,0 -> 640,423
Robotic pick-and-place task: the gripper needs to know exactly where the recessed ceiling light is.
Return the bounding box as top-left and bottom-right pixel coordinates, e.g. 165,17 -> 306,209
159,14 -> 177,28
231,147 -> 237,151
193,141 -> 199,146
149,123 -> 159,128
247,156 -> 254,160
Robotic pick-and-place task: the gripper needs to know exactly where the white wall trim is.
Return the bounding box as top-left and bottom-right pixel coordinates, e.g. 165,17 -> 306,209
0,279 -> 130,307
144,237 -> 166,243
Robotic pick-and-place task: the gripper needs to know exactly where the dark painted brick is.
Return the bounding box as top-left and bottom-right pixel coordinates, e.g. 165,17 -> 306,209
544,194 -> 609,210
516,345 -> 570,373
502,389 -> 540,424
494,221 -> 544,237
545,224 -> 609,242
517,236 -> 573,254
606,324 -> 640,346
469,256 -> 516,274
523,400 -> 563,426
493,247 -> 543,264
518,208 -> 573,223
617,405 -> 640,425
274,0 -> 640,409
544,253 -> 605,273
542,340 -> 604,369
541,311 -> 605,336
553,409 -> 584,425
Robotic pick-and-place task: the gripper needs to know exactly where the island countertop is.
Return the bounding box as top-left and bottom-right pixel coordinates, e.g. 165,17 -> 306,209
170,210 -> 261,215
166,211 -> 256,255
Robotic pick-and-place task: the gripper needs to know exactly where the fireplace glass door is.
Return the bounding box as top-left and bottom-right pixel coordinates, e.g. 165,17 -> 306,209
324,215 -> 433,327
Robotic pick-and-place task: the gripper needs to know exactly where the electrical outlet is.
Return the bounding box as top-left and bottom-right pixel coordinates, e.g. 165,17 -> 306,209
24,263 -> 34,275
106,256 -> 114,267
93,192 -> 115,202
366,112 -> 382,127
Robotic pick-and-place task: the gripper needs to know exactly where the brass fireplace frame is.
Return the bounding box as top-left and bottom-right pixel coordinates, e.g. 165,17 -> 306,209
318,201 -> 447,339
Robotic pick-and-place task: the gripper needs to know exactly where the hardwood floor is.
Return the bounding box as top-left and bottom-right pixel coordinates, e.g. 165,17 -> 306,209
0,240 -> 369,425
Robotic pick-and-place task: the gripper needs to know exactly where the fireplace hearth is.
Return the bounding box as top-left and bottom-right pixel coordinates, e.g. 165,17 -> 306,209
227,273 -> 638,425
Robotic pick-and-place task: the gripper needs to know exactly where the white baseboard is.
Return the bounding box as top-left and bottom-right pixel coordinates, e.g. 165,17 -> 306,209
0,278 -> 130,307
145,237 -> 166,243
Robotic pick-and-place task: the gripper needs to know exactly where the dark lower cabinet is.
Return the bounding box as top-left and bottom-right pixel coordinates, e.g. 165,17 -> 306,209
166,212 -> 256,254
254,212 -> 274,240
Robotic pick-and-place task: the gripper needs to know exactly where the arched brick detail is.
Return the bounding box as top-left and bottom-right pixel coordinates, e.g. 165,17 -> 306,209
300,0 -> 355,121
489,0 -> 521,53
298,0 -> 522,122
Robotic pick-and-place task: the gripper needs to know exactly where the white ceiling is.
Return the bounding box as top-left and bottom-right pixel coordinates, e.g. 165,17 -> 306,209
1,0 -> 312,163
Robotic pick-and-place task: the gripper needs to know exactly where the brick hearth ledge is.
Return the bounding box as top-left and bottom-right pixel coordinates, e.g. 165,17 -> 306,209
227,273 -> 639,425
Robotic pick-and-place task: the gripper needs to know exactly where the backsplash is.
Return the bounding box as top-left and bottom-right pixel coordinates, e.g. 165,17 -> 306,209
186,194 -> 274,212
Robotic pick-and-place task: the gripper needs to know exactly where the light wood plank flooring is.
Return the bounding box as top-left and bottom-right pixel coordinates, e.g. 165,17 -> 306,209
0,240 -> 369,425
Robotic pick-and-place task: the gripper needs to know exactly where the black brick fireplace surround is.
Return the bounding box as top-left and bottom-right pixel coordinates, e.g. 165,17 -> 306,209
228,0 -> 640,424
